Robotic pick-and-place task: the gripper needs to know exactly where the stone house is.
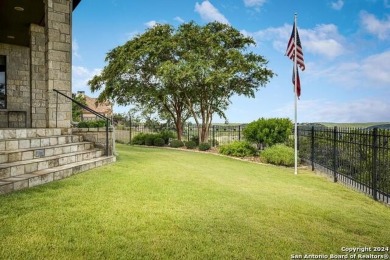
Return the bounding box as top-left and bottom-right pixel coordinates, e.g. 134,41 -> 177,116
76,91 -> 113,121
0,0 -> 115,194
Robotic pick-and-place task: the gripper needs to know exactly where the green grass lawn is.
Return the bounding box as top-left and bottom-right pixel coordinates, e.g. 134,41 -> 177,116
1,144 -> 389,259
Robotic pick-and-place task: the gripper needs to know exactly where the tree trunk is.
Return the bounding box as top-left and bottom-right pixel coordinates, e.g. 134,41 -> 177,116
175,118 -> 183,141
199,111 -> 212,143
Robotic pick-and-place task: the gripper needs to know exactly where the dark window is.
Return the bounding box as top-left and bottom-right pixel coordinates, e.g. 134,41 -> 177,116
0,55 -> 6,109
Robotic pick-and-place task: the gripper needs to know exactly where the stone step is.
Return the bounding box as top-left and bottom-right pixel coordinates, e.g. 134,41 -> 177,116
0,156 -> 116,195
0,134 -> 83,151
0,128 -> 63,139
0,141 -> 94,164
0,149 -> 104,179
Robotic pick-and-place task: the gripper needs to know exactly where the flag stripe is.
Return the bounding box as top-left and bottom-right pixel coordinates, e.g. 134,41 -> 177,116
285,22 -> 305,71
292,68 -> 301,98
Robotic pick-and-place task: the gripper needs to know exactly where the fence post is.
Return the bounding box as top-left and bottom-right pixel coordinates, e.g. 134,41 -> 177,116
212,125 -> 216,147
187,123 -> 190,142
129,116 -> 132,144
238,125 -> 241,141
297,126 -> 300,151
333,126 -> 338,183
311,126 -> 315,171
372,128 -> 378,201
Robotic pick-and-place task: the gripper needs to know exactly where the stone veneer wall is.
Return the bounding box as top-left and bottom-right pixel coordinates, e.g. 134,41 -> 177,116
30,24 -> 47,128
0,0 -> 74,129
72,128 -> 114,156
0,44 -> 31,128
45,0 -> 73,128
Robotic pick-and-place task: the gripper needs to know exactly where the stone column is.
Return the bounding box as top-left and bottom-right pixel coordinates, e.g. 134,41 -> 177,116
30,24 -> 47,128
44,0 -> 72,128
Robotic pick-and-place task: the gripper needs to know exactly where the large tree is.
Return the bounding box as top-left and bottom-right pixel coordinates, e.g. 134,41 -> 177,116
159,22 -> 275,142
89,24 -> 190,140
89,21 -> 274,142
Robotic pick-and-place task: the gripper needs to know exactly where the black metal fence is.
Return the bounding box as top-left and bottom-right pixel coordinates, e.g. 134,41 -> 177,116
298,126 -> 390,204
115,123 -> 247,146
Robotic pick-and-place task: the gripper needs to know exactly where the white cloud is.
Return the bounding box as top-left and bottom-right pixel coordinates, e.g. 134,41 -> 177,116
331,0 -> 344,10
243,0 -> 266,11
274,99 -> 390,123
195,1 -> 229,24
72,39 -> 81,59
247,23 -> 346,59
145,20 -> 157,28
360,11 -> 390,40
72,66 -> 102,94
125,31 -> 139,40
315,50 -> 390,88
302,24 -> 346,59
174,16 -> 185,23
361,51 -> 390,84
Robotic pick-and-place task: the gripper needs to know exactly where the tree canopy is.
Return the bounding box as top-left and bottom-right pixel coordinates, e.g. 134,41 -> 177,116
88,21 -> 275,141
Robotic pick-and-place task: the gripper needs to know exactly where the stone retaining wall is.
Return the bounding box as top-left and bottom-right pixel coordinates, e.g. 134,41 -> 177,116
72,127 -> 114,156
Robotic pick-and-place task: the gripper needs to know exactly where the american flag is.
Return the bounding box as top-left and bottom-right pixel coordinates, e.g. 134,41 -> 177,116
292,67 -> 301,98
286,22 -> 305,71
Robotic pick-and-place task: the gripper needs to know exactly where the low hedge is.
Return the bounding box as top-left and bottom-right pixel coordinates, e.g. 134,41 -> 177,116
170,139 -> 184,148
198,142 -> 211,151
260,144 -> 296,167
153,137 -> 165,147
132,132 -> 172,146
77,119 -> 107,128
185,140 -> 197,149
219,141 -> 257,157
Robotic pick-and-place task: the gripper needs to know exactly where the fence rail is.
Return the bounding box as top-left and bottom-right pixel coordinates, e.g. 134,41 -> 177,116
298,126 -> 390,204
115,123 -> 247,146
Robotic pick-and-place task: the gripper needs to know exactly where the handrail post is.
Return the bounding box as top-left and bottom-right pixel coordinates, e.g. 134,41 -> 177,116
106,118 -> 109,156
56,91 -> 58,128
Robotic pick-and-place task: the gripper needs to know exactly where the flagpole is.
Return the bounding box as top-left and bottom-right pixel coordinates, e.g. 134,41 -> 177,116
294,13 -> 298,175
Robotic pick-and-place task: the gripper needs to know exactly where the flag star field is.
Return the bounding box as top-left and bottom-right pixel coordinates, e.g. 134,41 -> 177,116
72,0 -> 390,123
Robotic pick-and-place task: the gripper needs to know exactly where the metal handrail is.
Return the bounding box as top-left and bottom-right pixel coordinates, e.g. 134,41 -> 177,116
54,89 -> 111,156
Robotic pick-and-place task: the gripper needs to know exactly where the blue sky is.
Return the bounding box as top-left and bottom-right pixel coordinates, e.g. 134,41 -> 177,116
72,0 -> 390,123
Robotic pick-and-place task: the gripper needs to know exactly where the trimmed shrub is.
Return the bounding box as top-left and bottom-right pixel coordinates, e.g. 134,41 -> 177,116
144,134 -> 155,146
132,133 -> 169,146
185,140 -> 197,149
285,135 -> 295,148
132,133 -> 147,145
243,118 -> 293,148
153,137 -> 165,147
159,130 -> 176,145
77,119 -> 107,128
198,142 -> 211,151
115,139 -> 126,144
190,135 -> 200,145
170,139 -> 184,148
260,144 -> 296,167
219,141 -> 257,157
